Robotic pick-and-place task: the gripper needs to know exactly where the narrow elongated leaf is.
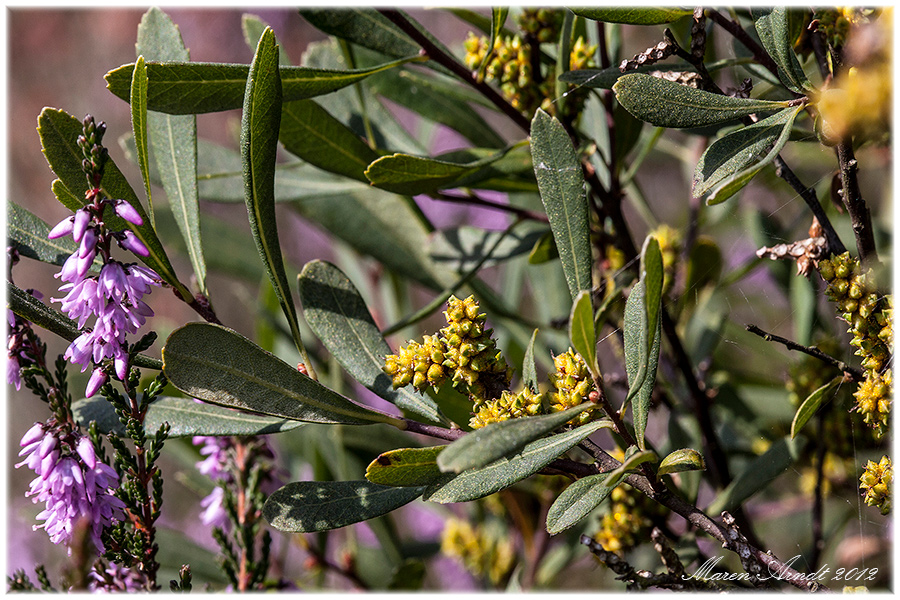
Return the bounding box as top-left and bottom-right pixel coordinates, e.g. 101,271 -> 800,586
658,448 -> 706,476
546,472 -> 618,535
428,225 -> 548,272
105,55 -> 424,115
162,322 -> 401,426
263,480 -> 423,533
8,283 -> 161,370
242,14 -> 292,66
297,260 -> 446,425
569,7 -> 693,25
73,395 -> 304,438
522,329 -> 540,393
693,106 -> 802,199
137,8 -> 207,295
37,108 -> 190,299
753,8 -> 812,93
640,237 -> 664,361
7,202 -> 101,271
704,106 -> 803,205
243,29 -> 308,361
366,446 -> 445,487
130,55 -> 153,226
528,231 -> 559,264
365,145 -> 518,195
707,436 -> 805,515
280,99 -> 379,182
791,377 -> 843,440
613,74 -> 791,128
600,449 -> 657,487
622,278 -> 662,450
437,403 -> 597,473
569,291 -> 596,375
530,109 -> 592,299
425,421 -> 609,503
477,7 -> 509,79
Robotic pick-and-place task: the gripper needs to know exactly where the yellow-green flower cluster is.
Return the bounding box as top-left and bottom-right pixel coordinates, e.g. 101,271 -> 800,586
462,16 -> 597,119
441,517 -> 516,586
859,455 -> 892,515
384,296 -> 511,402
516,8 -> 564,43
592,484 -> 664,555
549,349 -> 601,425
818,252 -> 892,438
470,388 -> 546,429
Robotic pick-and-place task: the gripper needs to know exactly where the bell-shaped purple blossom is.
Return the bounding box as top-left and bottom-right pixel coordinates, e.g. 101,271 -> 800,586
79,227 -> 98,258
113,200 -> 143,226
85,368 -> 109,398
119,230 -> 149,257
193,435 -> 232,481
48,216 -> 75,240
17,423 -> 125,554
89,562 -> 148,593
72,209 -> 91,243
8,352 -> 22,390
199,485 -> 230,530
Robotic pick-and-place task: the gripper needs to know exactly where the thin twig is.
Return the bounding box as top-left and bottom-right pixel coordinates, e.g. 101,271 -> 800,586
706,9 -> 780,79
745,324 -> 864,381
431,191 -> 549,223
772,157 -> 847,256
836,142 -> 878,264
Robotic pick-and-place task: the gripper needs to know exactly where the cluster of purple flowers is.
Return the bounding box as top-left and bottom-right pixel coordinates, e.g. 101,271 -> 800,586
6,290 -> 42,391
17,422 -> 126,554
194,435 -> 233,529
89,561 -> 148,593
48,199 -> 160,396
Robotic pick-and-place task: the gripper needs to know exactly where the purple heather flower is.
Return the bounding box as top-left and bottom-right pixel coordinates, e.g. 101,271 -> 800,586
48,216 -> 75,240
119,230 -> 149,257
193,435 -> 232,481
89,562 -> 148,593
199,485 -> 230,530
85,368 -> 109,398
72,209 -> 91,242
79,227 -> 98,258
17,423 -> 125,554
113,200 -> 143,226
8,353 -> 22,390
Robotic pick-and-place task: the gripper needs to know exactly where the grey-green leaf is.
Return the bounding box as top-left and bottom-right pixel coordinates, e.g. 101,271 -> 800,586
365,446 -> 445,487
753,8 -> 812,94
263,480 -> 423,533
297,260 -> 446,425
546,472 -> 618,535
601,449 -> 658,487
105,56 -> 423,115
7,202 -> 101,271
613,73 -> 791,128
425,421 -> 609,503
623,279 -> 662,450
704,106 -> 803,205
693,106 -> 802,200
137,8 -> 207,295
478,7 -> 509,79
280,99 -> 380,182
569,7 -> 693,25
37,108 -> 191,299
162,322 -> 401,426
522,329 -> 540,393
130,55 -> 153,226
8,282 -> 161,370
791,377 -> 843,440
569,291 -> 597,376
658,448 -> 706,476
530,109 -> 592,299
707,436 -> 805,515
243,28 -> 309,362
73,395 -> 304,438
437,403 -> 599,473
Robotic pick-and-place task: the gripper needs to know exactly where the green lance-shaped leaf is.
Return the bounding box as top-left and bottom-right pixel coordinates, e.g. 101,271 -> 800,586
365,144 -> 522,196
693,105 -> 802,202
7,202 -> 101,271
437,403 -> 598,474
242,28 -> 310,367
613,73 -> 792,128
280,99 -> 380,182
137,8 -> 208,295
753,8 -> 812,94
263,480 -> 424,533
569,7 -> 694,25
622,236 -> 664,449
130,55 -> 153,227
242,14 -> 292,66
601,449 -> 658,487
37,108 -> 191,299
528,231 -> 559,264
162,322 -> 402,426
522,329 -> 540,393
73,395 -> 304,438
791,377 -> 843,440
707,435 -> 805,515
365,446 -> 445,487
546,472 -> 619,535
7,282 -> 161,370
425,421 -> 610,503
297,260 -> 446,425
569,290 -> 597,376
658,448 -> 706,476
476,7 -> 509,80
104,55 -> 424,115
530,109 -> 592,300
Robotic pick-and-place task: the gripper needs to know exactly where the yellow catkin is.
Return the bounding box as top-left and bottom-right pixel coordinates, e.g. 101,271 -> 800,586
859,456 -> 892,515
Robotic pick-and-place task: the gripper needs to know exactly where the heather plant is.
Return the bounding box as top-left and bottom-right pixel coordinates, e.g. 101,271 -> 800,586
6,6 -> 892,592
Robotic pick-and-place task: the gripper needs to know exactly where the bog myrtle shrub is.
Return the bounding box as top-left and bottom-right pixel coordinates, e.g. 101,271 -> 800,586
6,6 -> 892,592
